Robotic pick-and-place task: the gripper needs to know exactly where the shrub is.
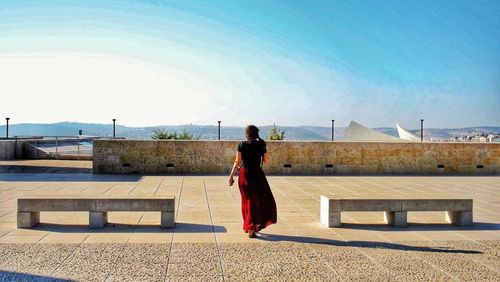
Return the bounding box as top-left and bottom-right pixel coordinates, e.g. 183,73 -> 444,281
151,129 -> 199,140
268,124 -> 285,140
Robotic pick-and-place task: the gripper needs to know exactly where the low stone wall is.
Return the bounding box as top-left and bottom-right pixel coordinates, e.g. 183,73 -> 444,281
93,139 -> 500,175
0,140 -> 16,160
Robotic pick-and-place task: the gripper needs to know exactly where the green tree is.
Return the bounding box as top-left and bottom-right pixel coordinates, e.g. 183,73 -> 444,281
268,124 -> 285,140
151,128 -> 199,140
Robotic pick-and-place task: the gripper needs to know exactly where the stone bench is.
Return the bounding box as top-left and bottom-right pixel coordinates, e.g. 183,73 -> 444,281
17,197 -> 175,229
320,196 -> 473,227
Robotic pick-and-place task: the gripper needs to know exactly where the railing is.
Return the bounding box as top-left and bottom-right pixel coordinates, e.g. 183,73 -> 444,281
13,135 -> 104,160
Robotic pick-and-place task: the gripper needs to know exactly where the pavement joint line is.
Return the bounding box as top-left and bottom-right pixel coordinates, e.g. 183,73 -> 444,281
98,181 -> 121,195
49,234 -> 90,277
76,181 -> 96,192
298,176 -> 340,198
451,232 -> 500,274
273,176 -> 456,281
320,177 -> 362,196
163,176 -> 184,281
202,176 -> 226,281
153,176 -> 166,195
409,231 -> 463,280
272,178 -> 346,281
126,181 -> 142,195
103,235 -> 132,282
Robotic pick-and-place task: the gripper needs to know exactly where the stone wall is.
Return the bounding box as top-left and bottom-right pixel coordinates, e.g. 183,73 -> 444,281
93,140 -> 500,175
0,140 -> 16,160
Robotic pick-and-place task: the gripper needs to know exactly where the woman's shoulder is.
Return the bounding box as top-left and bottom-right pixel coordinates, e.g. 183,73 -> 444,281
238,140 -> 246,151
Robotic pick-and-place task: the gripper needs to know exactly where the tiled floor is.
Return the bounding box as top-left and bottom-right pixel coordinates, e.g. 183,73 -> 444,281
1,172 -> 498,244
0,160 -> 499,280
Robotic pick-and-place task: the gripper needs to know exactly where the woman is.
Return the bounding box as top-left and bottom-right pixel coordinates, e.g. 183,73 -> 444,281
228,125 -> 277,238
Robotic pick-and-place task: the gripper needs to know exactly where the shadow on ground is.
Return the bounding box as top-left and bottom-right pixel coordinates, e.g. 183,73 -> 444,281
337,222 -> 500,231
0,165 -> 92,174
0,270 -> 71,282
256,233 -> 483,254
32,222 -> 227,233
0,172 -> 142,182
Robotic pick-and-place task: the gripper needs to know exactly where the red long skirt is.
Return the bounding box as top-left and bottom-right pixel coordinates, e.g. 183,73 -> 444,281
238,167 -> 277,231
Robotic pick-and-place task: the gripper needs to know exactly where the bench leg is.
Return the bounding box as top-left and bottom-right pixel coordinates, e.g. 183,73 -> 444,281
17,211 -> 40,228
161,211 -> 175,228
446,211 -> 473,226
384,211 -> 407,227
320,196 -> 341,227
321,211 -> 341,227
89,211 -> 108,229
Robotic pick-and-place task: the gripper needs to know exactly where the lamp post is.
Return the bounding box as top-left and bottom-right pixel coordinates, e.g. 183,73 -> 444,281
331,119 -> 335,141
420,119 -> 424,142
5,117 -> 10,138
217,121 -> 221,140
112,119 -> 116,138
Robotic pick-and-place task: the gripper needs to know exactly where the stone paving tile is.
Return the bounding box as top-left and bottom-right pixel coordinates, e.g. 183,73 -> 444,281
417,240 -> 500,275
168,243 -> 219,263
0,241 -> 498,281
0,243 -> 77,277
404,240 -> 500,281
310,244 -> 397,281
359,246 -> 452,281
166,262 -> 222,277
166,275 -> 223,282
106,244 -> 169,282
51,243 -> 123,281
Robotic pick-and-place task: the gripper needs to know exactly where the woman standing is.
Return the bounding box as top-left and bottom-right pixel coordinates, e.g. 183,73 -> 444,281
229,125 -> 277,238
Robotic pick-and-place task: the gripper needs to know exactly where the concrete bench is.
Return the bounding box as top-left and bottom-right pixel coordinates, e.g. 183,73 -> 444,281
17,197 -> 175,229
320,196 -> 472,227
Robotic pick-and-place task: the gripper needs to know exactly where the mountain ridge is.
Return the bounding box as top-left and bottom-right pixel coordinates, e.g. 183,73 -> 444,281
0,122 -> 499,140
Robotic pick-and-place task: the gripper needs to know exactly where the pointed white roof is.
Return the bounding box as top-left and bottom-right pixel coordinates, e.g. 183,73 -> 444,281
396,123 -> 420,141
341,121 -> 402,141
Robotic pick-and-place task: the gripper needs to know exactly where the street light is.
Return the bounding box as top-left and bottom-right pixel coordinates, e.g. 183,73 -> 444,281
5,117 -> 10,138
217,121 -> 221,140
420,119 -> 424,142
112,119 -> 116,138
331,119 -> 335,141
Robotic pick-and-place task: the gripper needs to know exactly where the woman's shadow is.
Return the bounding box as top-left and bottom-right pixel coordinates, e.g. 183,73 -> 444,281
256,233 -> 482,254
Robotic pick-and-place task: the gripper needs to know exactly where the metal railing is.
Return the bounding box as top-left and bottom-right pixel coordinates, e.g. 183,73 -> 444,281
13,135 -> 102,160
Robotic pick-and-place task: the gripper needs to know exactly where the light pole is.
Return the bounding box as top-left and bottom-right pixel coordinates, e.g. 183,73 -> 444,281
331,119 -> 335,141
5,117 -> 10,138
112,119 -> 116,138
217,121 -> 221,140
420,119 -> 424,142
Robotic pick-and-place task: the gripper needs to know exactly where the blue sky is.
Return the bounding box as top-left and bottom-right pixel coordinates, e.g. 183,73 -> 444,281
0,0 -> 499,128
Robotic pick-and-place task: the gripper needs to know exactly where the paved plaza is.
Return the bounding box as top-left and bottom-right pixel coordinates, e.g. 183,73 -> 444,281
0,160 -> 499,281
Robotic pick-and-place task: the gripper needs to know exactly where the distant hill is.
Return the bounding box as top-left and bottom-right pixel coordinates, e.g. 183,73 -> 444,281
0,122 -> 498,141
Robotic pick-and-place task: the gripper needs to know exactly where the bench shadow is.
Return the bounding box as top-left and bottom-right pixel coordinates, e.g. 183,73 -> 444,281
338,222 -> 500,231
256,233 -> 483,254
0,270 -> 71,282
33,222 -> 227,233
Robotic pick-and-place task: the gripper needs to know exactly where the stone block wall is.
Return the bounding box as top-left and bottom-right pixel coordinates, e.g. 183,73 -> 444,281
93,140 -> 500,175
0,140 -> 16,160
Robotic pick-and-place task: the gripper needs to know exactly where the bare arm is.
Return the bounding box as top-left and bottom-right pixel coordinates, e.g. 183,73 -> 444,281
263,153 -> 269,164
228,151 -> 241,186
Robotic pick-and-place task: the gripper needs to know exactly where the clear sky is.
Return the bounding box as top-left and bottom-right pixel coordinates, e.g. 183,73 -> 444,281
0,0 -> 499,128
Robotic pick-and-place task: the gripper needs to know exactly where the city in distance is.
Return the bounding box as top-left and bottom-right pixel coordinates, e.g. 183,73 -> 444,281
1,122 -> 499,141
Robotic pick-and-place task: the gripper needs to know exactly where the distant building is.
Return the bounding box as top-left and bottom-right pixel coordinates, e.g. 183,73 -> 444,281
341,121 -> 403,142
487,134 -> 495,142
396,123 -> 420,141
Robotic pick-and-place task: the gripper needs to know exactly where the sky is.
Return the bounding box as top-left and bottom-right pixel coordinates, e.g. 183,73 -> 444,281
0,0 -> 499,128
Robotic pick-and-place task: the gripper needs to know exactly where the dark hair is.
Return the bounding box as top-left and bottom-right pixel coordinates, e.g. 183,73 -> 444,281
245,125 -> 266,145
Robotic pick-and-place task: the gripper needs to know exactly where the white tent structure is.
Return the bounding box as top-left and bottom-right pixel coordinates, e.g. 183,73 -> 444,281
341,121 -> 402,141
396,123 -> 420,141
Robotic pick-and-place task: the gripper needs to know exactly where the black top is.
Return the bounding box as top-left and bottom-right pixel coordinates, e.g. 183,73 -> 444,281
237,139 -> 267,169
